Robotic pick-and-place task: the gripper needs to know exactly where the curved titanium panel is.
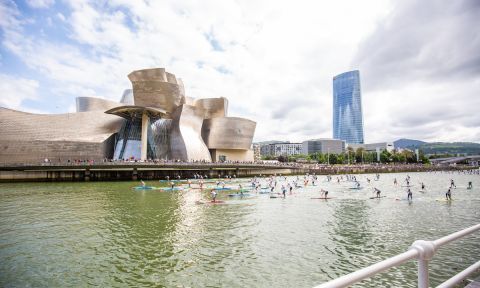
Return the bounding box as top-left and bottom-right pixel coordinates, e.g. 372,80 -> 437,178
193,97 -> 228,119
201,117 -> 256,150
128,68 -> 185,113
0,107 -> 122,143
170,105 -> 212,161
105,105 -> 168,119
76,97 -> 121,112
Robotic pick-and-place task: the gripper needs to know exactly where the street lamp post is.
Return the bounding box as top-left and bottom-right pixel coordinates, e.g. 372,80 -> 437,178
327,148 -> 330,165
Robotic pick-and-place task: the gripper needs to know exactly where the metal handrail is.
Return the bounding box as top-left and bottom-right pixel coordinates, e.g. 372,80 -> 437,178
314,223 -> 480,288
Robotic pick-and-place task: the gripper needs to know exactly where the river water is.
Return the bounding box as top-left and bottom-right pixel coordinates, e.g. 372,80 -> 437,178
1,171 -> 479,287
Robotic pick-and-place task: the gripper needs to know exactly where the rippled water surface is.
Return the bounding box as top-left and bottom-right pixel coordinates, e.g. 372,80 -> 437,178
1,171 -> 479,287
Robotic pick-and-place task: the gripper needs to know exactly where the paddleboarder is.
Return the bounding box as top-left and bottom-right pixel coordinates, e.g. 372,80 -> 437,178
140,180 -> 146,187
446,188 -> 452,200
374,188 -> 381,198
407,188 -> 413,201
211,189 -> 217,202
320,189 -> 328,199
468,181 -> 473,189
450,179 -> 456,188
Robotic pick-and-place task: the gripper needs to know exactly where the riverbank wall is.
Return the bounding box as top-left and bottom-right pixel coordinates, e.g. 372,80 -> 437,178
0,163 -> 476,182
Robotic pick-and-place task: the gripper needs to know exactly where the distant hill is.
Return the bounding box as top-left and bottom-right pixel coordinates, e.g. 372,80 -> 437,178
394,138 -> 427,149
420,142 -> 480,155
393,139 -> 480,155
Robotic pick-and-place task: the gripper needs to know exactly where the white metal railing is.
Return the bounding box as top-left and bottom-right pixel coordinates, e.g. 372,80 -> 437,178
314,223 -> 480,288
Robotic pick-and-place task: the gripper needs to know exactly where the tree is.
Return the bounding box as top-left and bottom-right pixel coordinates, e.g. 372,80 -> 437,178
277,155 -> 287,162
380,150 -> 392,163
346,147 -> 355,164
355,148 -> 365,163
328,153 -> 339,164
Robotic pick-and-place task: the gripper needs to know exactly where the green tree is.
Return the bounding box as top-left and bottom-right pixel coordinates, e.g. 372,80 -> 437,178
380,150 -> 392,163
355,148 -> 365,163
328,153 -> 338,164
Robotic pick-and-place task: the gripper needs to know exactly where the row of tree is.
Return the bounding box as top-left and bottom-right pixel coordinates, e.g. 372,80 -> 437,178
262,148 -> 430,164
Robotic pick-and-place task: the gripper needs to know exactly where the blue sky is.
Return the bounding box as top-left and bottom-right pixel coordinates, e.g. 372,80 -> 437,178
1,0 -> 479,143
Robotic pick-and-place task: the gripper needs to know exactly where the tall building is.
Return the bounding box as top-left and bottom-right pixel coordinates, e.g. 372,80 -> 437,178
302,139 -> 345,154
260,143 -> 302,157
333,70 -> 364,144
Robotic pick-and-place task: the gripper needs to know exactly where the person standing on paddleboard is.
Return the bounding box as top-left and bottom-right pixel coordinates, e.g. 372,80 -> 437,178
374,188 -> 381,198
407,188 -> 413,201
320,189 -> 328,199
211,189 -> 217,202
446,188 -> 452,200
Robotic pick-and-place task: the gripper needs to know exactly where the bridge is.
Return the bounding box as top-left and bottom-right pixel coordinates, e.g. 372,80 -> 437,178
429,155 -> 480,165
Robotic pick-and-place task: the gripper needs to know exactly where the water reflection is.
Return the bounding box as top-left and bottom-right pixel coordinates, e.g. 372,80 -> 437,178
327,200 -> 375,278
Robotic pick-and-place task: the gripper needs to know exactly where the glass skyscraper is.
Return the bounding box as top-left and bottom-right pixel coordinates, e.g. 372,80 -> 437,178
333,70 -> 364,144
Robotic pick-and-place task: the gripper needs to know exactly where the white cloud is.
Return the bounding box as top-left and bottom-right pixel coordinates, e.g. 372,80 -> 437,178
56,12 -> 65,22
0,73 -> 39,109
1,0 -> 478,143
25,0 -> 55,9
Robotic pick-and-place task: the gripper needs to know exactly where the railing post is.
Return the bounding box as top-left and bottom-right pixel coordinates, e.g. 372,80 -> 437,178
418,258 -> 429,288
410,240 -> 437,288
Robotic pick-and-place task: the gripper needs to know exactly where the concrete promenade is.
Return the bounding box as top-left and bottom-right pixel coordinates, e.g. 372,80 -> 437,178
0,162 -> 475,182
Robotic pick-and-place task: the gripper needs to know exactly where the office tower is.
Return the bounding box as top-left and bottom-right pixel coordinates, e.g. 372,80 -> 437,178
333,70 -> 364,144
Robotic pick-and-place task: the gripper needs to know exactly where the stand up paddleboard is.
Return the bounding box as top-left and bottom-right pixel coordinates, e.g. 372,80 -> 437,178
369,196 -> 386,199
310,197 -> 334,200
228,193 -> 253,197
161,187 -> 184,191
401,185 -> 414,187
195,200 -> 226,205
213,187 -> 232,191
349,187 -> 363,190
133,186 -> 156,190
436,198 -> 454,202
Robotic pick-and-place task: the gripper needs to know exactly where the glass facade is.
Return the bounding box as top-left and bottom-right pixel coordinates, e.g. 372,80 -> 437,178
333,70 -> 364,144
113,117 -> 166,160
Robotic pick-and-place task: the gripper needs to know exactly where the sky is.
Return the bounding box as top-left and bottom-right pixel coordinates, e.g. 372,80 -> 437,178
1,0 -> 479,143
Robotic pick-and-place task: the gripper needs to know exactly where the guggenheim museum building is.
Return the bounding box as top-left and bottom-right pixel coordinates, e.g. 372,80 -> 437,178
0,68 -> 256,164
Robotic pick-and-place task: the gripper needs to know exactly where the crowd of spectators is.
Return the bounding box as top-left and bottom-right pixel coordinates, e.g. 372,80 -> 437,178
24,158 -> 475,173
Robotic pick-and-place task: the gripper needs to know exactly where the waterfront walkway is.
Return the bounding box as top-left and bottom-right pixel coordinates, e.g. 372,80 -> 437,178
0,161 -> 476,182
